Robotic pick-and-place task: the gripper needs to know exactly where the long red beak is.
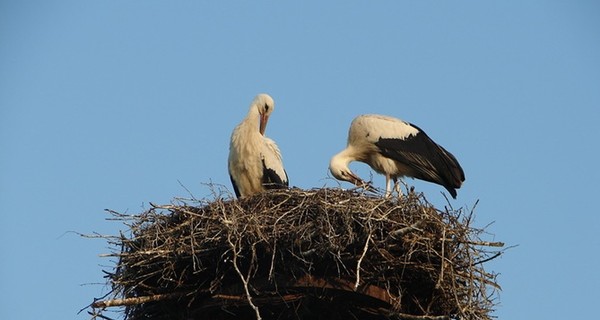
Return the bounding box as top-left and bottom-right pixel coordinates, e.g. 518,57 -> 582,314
349,172 -> 375,192
259,113 -> 269,135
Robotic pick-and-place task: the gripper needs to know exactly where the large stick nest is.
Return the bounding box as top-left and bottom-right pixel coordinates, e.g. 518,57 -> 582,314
90,187 -> 503,320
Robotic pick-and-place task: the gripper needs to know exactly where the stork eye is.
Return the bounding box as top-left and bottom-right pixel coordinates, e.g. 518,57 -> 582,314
264,104 -> 269,111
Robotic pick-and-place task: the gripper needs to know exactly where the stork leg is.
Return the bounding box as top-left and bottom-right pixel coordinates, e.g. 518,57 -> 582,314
393,177 -> 403,198
385,175 -> 392,198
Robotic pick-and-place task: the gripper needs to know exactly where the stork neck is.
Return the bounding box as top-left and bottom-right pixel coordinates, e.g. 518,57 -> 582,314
340,146 -> 363,163
331,147 -> 357,169
240,105 -> 261,133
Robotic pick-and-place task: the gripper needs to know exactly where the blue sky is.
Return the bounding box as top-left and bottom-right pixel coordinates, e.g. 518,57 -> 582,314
1,1 -> 599,319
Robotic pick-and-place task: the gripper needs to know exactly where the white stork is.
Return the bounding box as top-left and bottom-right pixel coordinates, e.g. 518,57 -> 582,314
228,94 -> 288,198
329,114 -> 465,198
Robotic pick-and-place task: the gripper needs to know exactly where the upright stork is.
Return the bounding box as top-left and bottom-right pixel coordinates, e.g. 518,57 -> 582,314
329,114 -> 465,198
228,94 -> 288,198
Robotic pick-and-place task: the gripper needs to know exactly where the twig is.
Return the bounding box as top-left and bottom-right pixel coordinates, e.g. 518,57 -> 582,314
437,227 -> 446,288
470,251 -> 504,267
88,311 -> 115,320
91,292 -> 184,308
178,179 -> 198,201
355,232 -> 371,290
394,313 -> 450,320
268,240 -> 277,281
227,235 -> 262,320
378,308 -> 451,320
389,221 -> 424,239
441,238 -> 504,247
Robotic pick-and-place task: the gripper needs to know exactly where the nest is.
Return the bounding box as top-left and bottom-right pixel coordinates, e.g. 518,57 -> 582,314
89,187 -> 503,320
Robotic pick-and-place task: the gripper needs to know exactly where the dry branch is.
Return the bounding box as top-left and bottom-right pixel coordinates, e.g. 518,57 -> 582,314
92,292 -> 185,308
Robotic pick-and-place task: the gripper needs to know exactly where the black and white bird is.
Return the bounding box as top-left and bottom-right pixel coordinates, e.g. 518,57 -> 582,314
329,114 -> 465,198
228,94 -> 288,198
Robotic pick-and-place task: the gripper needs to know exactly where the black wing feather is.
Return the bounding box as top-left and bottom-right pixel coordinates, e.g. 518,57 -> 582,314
261,159 -> 289,190
375,127 -> 465,198
229,174 -> 241,198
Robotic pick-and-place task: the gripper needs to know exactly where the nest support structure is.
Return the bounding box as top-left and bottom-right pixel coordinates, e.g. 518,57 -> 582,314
89,188 -> 504,320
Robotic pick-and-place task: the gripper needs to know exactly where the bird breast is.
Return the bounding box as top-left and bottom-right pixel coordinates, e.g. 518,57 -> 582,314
229,126 -> 263,168
367,152 -> 415,178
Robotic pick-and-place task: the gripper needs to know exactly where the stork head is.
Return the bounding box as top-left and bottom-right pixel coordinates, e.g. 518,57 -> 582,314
329,152 -> 369,188
252,93 -> 275,135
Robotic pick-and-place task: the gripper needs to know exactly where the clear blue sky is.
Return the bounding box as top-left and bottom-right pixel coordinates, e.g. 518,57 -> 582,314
1,1 -> 599,319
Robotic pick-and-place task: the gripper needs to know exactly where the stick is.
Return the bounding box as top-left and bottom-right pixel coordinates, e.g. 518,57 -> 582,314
355,233 -> 371,290
227,236 -> 262,320
88,311 -> 115,320
389,221 -> 424,239
391,312 -> 450,320
92,292 -> 183,308
441,239 -> 505,247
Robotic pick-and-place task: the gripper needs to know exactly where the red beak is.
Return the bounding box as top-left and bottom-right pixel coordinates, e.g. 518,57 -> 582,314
259,113 -> 269,135
348,172 -> 374,191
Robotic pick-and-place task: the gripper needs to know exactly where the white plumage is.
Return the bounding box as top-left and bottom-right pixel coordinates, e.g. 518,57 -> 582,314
329,114 -> 465,198
228,94 -> 288,198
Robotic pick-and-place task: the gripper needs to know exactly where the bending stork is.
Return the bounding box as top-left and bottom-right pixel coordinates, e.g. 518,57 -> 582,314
228,93 -> 288,198
329,114 -> 465,198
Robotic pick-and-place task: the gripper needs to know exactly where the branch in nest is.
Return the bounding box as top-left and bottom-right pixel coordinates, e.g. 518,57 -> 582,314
442,239 -> 505,247
389,221 -> 425,239
355,232 -> 372,290
227,235 -> 262,320
394,313 -> 451,320
91,292 -> 184,308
